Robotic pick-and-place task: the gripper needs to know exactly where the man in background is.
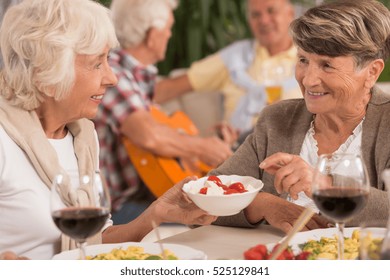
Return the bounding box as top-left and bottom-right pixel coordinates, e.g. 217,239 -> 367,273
94,0 -> 232,225
0,0 -> 23,68
154,0 -> 301,142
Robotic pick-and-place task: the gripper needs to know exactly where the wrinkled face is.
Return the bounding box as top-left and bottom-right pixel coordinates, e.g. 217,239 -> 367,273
247,0 -> 294,51
295,49 -> 372,117
149,10 -> 174,63
58,46 -> 117,121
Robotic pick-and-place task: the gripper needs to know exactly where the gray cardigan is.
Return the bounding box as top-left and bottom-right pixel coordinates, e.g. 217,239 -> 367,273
211,87 -> 390,227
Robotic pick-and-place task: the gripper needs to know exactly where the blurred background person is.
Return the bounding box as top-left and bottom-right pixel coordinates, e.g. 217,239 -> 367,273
154,0 -> 301,143
93,0 -> 233,225
0,0 -> 23,68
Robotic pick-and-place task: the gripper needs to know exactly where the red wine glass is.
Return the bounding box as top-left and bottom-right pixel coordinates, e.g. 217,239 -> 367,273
312,153 -> 370,260
51,171 -> 110,259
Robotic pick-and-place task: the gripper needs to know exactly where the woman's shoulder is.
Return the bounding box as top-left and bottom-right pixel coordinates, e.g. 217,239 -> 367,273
256,98 -> 312,133
370,86 -> 390,106
261,98 -> 307,117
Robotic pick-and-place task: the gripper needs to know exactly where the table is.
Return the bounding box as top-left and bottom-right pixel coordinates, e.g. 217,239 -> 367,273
159,224 -> 285,260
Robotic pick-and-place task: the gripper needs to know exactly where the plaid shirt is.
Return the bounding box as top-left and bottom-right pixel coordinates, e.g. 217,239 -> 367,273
94,49 -> 157,211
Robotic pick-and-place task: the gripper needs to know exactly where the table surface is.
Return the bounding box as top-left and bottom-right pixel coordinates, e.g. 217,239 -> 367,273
159,224 -> 285,260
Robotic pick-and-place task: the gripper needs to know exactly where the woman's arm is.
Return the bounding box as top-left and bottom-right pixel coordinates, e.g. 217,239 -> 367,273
101,177 -> 217,243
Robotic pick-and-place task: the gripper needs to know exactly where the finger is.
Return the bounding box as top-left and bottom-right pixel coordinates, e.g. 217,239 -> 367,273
288,176 -> 312,200
259,153 -> 295,170
287,182 -> 308,200
303,188 -> 312,198
273,165 -> 296,193
305,217 -> 321,230
278,221 -> 293,234
260,163 -> 282,175
312,214 -> 331,228
280,173 -> 301,196
196,214 -> 217,225
219,125 -> 231,144
179,176 -> 197,185
189,210 -> 216,225
0,251 -> 19,260
300,225 -> 310,232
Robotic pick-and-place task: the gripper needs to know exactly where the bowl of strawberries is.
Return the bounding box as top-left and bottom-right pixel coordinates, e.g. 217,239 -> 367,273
182,174 -> 263,216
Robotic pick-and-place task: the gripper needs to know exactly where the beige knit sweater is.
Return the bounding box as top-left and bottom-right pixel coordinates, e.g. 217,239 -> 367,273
0,97 -> 102,251
212,86 -> 390,228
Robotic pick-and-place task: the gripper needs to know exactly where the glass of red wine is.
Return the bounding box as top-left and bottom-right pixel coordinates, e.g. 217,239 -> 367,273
312,153 -> 370,260
51,170 -> 110,259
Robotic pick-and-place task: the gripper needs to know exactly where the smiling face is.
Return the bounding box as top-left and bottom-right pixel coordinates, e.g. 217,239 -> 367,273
295,49 -> 373,118
56,46 -> 117,122
247,0 -> 294,54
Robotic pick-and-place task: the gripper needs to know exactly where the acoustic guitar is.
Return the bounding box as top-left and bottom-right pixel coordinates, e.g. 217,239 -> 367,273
122,106 -> 212,197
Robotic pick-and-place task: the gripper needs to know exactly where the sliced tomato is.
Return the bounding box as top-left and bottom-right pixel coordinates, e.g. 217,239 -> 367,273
282,248 -> 295,260
224,188 -> 240,194
267,244 -> 294,260
207,175 -> 223,186
244,244 -> 269,260
219,184 -> 229,190
228,182 -> 247,193
244,249 -> 265,260
252,244 -> 268,256
199,187 -> 208,195
294,251 -> 311,260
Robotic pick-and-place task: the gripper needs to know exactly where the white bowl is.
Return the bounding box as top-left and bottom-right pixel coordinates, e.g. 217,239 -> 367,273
182,175 -> 263,216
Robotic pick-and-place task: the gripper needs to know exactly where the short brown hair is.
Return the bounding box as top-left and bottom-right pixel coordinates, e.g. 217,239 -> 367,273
290,0 -> 390,68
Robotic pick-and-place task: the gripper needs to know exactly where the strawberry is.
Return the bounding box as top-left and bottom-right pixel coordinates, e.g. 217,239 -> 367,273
267,244 -> 294,260
243,244 -> 269,260
244,249 -> 265,260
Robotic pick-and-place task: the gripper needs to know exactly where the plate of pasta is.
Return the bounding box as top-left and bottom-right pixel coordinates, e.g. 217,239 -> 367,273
265,227 -> 361,260
52,242 -> 207,260
288,227 -> 360,260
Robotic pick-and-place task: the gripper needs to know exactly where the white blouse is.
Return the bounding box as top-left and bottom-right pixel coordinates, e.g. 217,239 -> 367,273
0,128 -> 112,259
294,119 -> 364,212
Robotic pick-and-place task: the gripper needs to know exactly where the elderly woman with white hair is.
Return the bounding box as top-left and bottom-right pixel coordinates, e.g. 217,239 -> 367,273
0,0 -> 216,260
94,0 -> 233,225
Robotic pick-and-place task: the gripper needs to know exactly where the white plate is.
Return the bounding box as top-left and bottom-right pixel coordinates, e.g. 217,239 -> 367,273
52,242 -> 207,260
267,227 -> 358,254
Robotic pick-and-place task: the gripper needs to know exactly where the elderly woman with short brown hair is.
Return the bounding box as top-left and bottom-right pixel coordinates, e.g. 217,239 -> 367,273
211,0 -> 390,233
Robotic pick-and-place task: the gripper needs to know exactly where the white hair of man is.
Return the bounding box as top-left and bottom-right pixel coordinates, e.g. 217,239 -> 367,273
0,0 -> 118,110
110,0 -> 178,49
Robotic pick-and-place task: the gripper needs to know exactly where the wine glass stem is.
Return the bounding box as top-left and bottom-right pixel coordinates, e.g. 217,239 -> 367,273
336,222 -> 345,260
78,241 -> 87,260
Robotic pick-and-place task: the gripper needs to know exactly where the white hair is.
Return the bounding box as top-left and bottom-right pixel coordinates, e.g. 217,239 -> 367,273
111,0 -> 178,49
0,0 -> 118,110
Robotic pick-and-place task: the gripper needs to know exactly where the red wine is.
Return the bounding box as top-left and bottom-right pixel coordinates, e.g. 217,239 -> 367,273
52,207 -> 109,241
312,188 -> 368,222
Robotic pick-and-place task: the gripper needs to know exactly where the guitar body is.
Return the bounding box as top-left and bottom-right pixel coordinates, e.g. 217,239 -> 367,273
122,106 -> 211,197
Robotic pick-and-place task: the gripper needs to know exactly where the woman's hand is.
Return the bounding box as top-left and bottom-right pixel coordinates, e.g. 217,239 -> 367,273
260,152 -> 314,199
102,176 -> 217,243
214,121 -> 239,147
197,136 -> 232,167
153,176 -> 218,226
0,251 -> 28,260
245,192 -> 330,233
